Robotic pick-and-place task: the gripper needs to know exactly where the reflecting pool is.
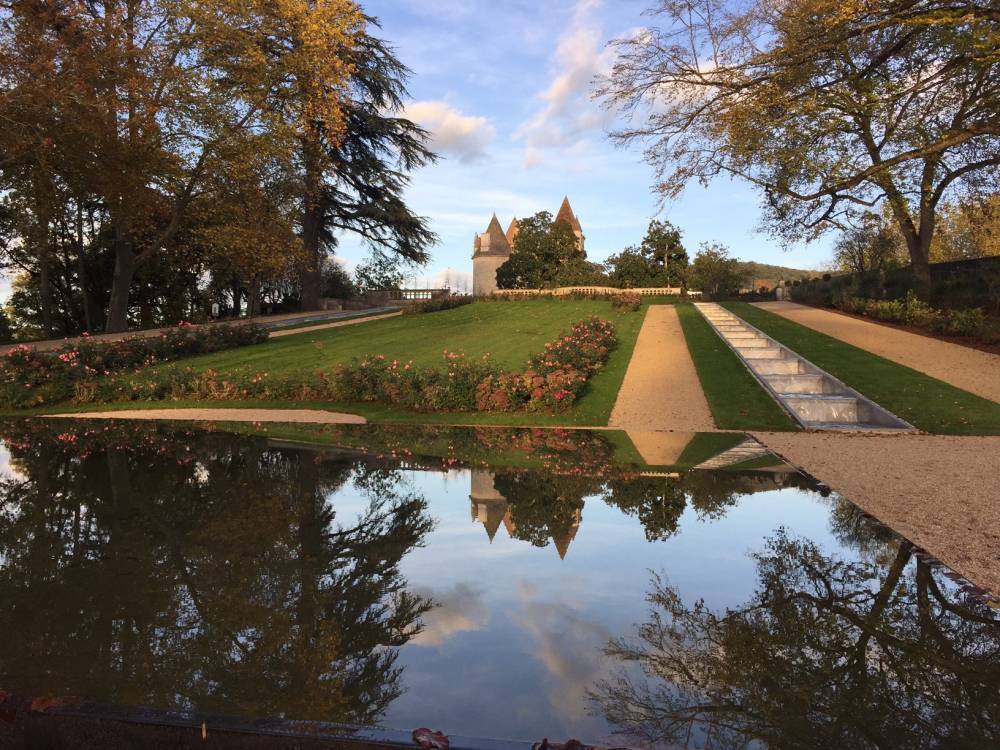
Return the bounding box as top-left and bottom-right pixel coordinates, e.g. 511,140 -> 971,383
0,420 -> 997,748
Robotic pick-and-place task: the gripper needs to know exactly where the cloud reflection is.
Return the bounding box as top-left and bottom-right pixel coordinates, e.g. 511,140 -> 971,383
412,583 -> 489,647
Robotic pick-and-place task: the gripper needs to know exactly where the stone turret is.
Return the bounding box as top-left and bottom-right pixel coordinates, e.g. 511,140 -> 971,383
472,213 -> 513,296
471,198 -> 586,296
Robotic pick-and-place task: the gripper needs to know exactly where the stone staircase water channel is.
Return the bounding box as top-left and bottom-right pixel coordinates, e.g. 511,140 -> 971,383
694,303 -> 915,432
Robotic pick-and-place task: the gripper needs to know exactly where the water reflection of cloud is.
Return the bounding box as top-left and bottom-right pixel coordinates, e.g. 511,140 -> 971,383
510,581 -> 612,725
412,582 -> 489,647
0,445 -> 26,482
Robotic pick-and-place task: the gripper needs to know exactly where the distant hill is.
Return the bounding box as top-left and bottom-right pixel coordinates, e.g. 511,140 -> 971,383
737,260 -> 817,282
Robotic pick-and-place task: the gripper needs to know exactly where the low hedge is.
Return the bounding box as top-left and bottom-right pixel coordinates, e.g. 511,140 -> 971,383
833,290 -> 995,341
0,322 -> 267,408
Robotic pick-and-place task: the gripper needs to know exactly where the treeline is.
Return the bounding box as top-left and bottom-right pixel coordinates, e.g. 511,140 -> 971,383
495,213 -> 769,298
0,2 -> 435,339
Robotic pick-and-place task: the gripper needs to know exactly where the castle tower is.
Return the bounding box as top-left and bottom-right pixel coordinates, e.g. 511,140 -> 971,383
470,469 -> 509,542
554,196 -> 585,256
472,214 -> 512,296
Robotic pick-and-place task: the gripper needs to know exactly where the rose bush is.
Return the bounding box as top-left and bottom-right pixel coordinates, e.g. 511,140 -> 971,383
0,323 -> 267,408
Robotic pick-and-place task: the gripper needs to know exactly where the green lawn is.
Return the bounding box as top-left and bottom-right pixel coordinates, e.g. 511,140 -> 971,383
47,299 -> 648,427
675,303 -> 798,432
724,302 -> 1000,435
155,298 -> 632,375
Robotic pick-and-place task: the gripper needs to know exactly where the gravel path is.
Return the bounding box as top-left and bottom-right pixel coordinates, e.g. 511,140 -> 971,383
609,306 -> 715,431
756,431 -> 1000,595
754,301 -> 1000,403
269,310 -> 401,338
46,408 -> 366,424
0,307 -> 398,354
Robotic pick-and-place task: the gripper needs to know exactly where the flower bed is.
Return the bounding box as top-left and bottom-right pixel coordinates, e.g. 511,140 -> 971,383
0,323 -> 268,408
75,317 -> 618,415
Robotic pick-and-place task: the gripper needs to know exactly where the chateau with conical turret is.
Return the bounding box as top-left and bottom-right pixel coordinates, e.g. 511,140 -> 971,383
472,197 -> 585,296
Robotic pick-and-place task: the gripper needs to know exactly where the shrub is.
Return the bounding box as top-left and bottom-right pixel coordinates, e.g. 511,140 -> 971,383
943,307 -> 985,337
609,292 -> 642,311
0,323 -> 267,409
402,296 -> 474,315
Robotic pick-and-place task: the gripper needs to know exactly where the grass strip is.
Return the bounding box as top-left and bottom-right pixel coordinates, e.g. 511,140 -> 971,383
675,304 -> 797,432
724,302 -> 1000,435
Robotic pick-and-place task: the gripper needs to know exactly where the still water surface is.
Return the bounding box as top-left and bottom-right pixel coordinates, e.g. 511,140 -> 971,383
0,421 -> 997,748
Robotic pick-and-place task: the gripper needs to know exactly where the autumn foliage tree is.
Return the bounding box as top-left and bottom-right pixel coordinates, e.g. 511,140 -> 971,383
1,1 -> 435,334
599,0 -> 1000,299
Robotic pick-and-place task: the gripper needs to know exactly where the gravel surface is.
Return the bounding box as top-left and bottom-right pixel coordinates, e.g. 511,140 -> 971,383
610,306 -> 716,431
756,430 -> 1000,595
754,301 -> 1000,403
46,408 -> 367,424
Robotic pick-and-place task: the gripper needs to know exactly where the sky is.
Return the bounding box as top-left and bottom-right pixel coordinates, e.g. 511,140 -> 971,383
342,0 -> 837,290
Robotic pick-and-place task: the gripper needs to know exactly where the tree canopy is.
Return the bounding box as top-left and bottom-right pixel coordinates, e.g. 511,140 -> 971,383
599,0 -> 1000,297
605,219 -> 687,288
0,3 -> 434,336
495,211 -> 588,289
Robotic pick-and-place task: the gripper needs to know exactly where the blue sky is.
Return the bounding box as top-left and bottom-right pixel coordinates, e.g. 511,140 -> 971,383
343,0 -> 836,290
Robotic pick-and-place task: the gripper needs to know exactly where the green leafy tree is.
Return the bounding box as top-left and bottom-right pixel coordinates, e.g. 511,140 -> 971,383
598,0 -> 1000,299
496,211 -> 584,289
355,249 -> 407,292
689,243 -> 747,298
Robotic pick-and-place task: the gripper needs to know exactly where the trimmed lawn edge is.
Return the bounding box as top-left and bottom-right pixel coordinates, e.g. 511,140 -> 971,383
675,304 -> 797,432
724,302 -> 1000,436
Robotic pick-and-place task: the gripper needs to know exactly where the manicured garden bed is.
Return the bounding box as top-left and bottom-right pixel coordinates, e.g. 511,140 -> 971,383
11,300 -> 647,426
724,302 -> 1000,435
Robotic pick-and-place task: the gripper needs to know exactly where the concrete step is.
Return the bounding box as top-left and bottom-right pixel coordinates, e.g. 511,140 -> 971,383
765,374 -> 827,394
724,332 -> 763,340
738,347 -> 786,359
730,338 -> 773,349
750,359 -> 806,375
783,395 -> 860,424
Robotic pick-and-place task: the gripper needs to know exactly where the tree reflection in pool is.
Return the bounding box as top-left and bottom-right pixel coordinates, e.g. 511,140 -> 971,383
0,420 -> 996,748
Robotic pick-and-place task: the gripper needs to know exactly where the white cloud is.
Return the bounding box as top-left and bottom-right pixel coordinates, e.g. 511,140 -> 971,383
403,101 -> 497,163
411,583 -> 489,647
514,0 -> 616,168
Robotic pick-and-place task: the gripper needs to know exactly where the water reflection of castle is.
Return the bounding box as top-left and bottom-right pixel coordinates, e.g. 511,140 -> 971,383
470,469 -> 581,559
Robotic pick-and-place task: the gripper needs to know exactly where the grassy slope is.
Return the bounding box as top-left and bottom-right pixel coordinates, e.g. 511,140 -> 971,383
725,302 -> 1000,435
42,300 -> 647,427
675,304 -> 798,432
149,298 -> 627,375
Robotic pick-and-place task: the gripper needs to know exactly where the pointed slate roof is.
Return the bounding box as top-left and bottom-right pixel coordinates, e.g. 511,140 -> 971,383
505,218 -> 519,245
486,213 -> 508,244
473,213 -> 511,257
555,197 -> 582,232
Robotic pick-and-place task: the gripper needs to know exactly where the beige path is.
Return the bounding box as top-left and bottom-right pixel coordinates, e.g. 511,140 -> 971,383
269,310 -> 401,338
609,306 -> 715,431
757,431 -> 1000,595
46,408 -> 366,424
0,307 -> 399,354
754,301 -> 1000,403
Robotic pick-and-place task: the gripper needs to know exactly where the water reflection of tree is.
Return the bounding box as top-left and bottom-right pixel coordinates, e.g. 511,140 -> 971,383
492,472 -> 599,550
0,423 -> 433,725
591,531 -> 1000,749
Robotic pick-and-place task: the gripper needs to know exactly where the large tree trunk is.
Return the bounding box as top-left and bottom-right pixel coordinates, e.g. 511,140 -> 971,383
231,278 -> 242,318
106,239 -> 136,333
299,129 -> 324,311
